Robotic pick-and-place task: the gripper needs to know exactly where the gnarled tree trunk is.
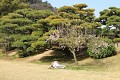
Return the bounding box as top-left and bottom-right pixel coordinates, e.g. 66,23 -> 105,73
69,49 -> 78,65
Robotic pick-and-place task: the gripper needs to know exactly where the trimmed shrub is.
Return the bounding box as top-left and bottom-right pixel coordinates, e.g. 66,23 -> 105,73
113,38 -> 120,43
17,51 -> 30,58
87,37 -> 116,59
31,41 -> 48,50
17,47 -> 35,58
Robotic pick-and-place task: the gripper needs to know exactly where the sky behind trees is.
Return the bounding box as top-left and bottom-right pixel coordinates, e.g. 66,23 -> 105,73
43,0 -> 120,17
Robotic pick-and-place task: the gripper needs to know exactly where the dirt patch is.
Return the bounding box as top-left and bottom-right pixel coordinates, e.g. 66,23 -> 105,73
22,50 -> 54,62
8,51 -> 17,56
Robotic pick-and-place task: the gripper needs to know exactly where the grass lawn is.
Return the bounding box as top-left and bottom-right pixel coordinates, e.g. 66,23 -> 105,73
0,53 -> 120,80
0,48 -> 120,80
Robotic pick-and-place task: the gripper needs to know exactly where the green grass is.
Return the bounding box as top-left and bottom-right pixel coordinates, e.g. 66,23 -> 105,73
31,52 -> 120,71
66,60 -> 107,71
0,53 -> 5,58
66,53 -> 120,71
0,49 -> 5,59
31,58 -> 108,71
0,49 -> 18,60
1,48 -> 120,72
32,52 -> 120,71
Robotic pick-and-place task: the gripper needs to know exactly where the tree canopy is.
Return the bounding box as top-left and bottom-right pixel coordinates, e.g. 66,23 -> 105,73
0,0 -> 29,16
96,7 -> 120,39
0,1 -> 117,65
32,4 -> 102,65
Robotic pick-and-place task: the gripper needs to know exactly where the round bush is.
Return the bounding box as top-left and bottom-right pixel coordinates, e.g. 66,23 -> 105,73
87,38 -> 116,59
17,51 -> 30,58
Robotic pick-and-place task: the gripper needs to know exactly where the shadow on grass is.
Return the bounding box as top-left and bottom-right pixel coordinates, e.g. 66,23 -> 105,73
39,49 -> 89,64
33,49 -> 116,71
39,50 -> 72,62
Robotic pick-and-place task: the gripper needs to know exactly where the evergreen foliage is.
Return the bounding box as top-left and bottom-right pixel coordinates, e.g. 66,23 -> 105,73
96,7 -> 120,39
0,1 -> 117,63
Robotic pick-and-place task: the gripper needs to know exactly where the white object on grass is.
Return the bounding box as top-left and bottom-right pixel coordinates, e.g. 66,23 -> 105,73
50,61 -> 65,69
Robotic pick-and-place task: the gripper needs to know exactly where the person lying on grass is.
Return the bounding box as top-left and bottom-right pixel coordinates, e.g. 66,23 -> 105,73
49,61 -> 65,69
